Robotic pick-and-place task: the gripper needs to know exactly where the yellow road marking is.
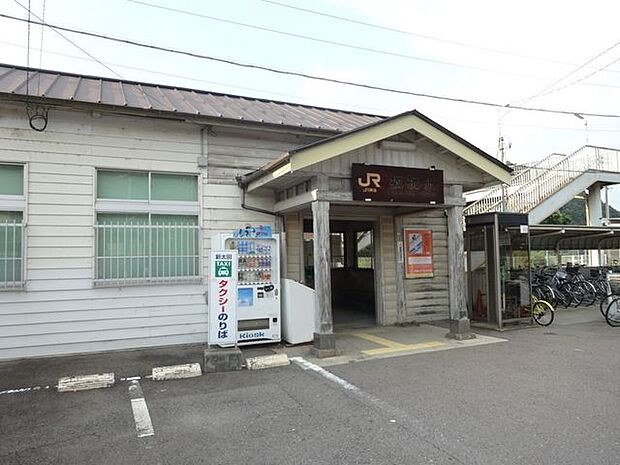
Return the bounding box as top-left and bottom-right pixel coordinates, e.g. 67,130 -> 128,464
347,332 -> 447,356
362,341 -> 446,356
349,332 -> 409,349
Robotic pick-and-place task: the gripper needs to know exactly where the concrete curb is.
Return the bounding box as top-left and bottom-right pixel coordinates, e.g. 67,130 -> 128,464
57,373 -> 115,392
152,363 -> 202,381
245,353 -> 290,370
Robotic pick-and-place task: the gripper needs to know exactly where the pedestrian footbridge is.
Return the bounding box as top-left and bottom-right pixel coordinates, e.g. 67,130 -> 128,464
464,146 -> 620,225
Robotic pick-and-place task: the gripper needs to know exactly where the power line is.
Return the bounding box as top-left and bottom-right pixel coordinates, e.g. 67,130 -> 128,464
5,37 -> 620,135
13,0 -> 123,79
127,0 -> 562,81
0,30 -> 620,98
1,13 -> 620,119
512,40 -> 620,107
24,0 -> 31,99
0,39 -> 395,114
259,0 -> 620,74
537,55 -> 620,100
37,0 -> 46,94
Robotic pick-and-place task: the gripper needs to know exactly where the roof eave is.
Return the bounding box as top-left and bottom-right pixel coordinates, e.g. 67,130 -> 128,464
246,110 -> 512,192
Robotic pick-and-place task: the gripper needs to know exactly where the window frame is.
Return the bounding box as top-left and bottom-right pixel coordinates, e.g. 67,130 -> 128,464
94,169 -> 202,287
0,162 -> 27,290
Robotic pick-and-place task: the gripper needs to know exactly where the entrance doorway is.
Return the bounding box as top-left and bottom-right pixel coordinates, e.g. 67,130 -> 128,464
303,219 -> 376,328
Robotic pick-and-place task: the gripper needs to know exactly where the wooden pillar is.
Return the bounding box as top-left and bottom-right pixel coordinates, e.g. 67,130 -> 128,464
311,200 -> 337,357
446,185 -> 475,340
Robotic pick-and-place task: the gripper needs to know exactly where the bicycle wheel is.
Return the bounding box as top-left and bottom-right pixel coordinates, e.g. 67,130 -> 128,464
560,282 -> 582,307
605,297 -> 620,327
554,284 -> 572,308
593,279 -> 611,300
536,284 -> 557,308
577,281 -> 596,307
600,294 -> 616,317
532,300 -> 554,326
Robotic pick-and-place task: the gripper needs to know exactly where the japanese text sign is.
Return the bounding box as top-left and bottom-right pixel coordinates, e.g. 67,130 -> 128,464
351,163 -> 444,204
209,250 -> 238,346
403,229 -> 434,279
233,225 -> 272,239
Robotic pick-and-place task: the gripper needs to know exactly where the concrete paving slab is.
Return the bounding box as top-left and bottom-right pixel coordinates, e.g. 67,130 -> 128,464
275,324 -> 506,367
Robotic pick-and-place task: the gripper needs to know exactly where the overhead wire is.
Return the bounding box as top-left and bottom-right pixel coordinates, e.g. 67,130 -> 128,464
511,40 -> 620,107
0,38 -> 395,114
13,0 -> 123,79
1,13 -> 620,119
37,0 -> 46,94
126,0 -> 565,81
6,37 -> 620,135
536,55 -> 620,101
4,34 -> 620,95
259,0 -> 620,74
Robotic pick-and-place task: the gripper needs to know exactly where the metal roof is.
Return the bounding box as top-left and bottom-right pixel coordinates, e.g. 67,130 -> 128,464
0,63 -> 384,132
529,225 -> 620,250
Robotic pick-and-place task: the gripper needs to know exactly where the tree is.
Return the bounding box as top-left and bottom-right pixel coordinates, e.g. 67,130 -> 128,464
541,211 -> 572,225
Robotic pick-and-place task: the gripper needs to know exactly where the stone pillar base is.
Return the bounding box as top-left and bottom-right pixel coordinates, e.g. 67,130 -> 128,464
311,332 -> 339,358
446,318 -> 476,341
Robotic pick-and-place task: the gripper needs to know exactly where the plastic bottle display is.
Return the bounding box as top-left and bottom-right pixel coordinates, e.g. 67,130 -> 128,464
232,240 -> 274,284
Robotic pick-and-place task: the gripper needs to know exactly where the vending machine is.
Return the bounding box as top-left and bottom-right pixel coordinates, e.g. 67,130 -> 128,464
213,229 -> 281,345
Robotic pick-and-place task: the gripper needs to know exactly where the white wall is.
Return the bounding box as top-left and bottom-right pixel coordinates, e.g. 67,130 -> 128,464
0,103 -> 303,359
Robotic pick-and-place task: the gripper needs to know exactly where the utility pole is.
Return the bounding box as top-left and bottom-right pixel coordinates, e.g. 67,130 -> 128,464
498,135 -> 508,212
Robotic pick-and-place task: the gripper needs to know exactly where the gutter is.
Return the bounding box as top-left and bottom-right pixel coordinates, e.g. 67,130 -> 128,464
239,152 -> 291,187
236,175 -> 280,218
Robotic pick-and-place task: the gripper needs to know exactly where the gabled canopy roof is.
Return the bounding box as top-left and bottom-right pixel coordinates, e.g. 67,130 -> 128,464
242,110 -> 512,192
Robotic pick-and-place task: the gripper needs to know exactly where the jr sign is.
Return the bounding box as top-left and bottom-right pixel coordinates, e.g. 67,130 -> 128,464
351,163 -> 444,204
208,250 -> 238,346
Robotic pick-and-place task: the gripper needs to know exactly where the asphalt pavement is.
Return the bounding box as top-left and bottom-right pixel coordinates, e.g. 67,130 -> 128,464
2,307 -> 619,465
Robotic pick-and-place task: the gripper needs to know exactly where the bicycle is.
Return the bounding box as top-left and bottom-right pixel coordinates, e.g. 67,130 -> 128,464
604,295 -> 620,327
530,295 -> 555,326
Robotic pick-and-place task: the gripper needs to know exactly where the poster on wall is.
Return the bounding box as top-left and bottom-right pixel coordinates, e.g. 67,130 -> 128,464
403,229 -> 434,278
208,250 -> 238,346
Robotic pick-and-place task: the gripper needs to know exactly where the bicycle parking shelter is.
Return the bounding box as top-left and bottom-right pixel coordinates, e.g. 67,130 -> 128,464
465,213 -> 532,330
466,212 -> 620,330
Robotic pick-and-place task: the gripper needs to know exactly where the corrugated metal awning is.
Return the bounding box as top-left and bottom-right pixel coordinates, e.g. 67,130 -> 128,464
529,225 -> 620,250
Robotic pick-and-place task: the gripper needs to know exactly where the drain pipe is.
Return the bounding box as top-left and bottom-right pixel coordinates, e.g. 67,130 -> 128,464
236,176 -> 280,218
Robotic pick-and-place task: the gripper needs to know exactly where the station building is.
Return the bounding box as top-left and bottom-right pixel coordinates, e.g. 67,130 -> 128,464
0,63 -> 511,359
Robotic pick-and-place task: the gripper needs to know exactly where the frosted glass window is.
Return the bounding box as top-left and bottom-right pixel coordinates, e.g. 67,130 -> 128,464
97,171 -> 148,200
151,174 -> 198,201
0,165 -> 23,196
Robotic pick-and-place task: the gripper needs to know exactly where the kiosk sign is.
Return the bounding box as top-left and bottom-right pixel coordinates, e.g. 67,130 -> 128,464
209,250 -> 238,346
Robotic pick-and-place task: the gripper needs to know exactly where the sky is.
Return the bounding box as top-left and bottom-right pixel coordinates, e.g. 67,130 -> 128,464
2,0 -> 620,204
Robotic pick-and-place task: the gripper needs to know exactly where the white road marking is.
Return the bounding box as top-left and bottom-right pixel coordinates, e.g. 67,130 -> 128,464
289,356 -> 474,465
289,356 -> 360,391
120,376 -> 142,381
0,385 -> 52,396
128,380 -> 154,438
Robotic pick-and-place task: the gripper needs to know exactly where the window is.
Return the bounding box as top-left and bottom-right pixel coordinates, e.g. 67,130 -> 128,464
0,164 -> 25,289
356,231 -> 374,269
95,171 -> 200,285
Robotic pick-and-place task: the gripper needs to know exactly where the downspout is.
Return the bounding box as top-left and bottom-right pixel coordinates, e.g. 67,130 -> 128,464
236,176 -> 281,218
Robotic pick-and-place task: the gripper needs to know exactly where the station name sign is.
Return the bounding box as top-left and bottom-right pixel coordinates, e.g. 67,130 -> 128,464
351,164 -> 444,204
